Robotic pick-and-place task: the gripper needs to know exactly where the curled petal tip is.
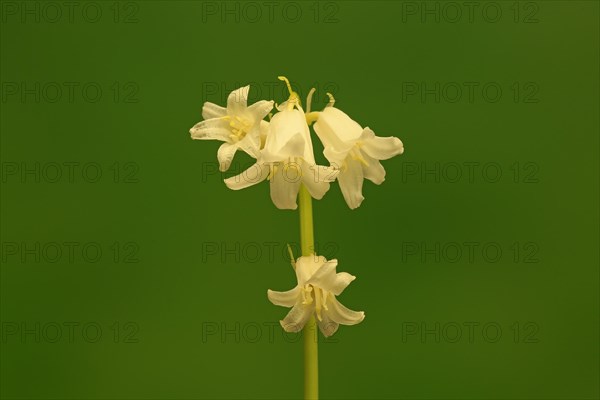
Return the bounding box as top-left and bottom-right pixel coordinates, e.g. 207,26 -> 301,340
280,320 -> 302,333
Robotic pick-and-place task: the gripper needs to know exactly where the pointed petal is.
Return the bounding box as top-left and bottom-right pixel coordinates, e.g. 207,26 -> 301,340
236,124 -> 261,159
280,301 -> 313,333
295,255 -> 327,286
326,297 -> 365,326
247,100 -> 274,120
227,86 -> 250,114
305,259 -> 337,288
259,120 -> 269,149
318,313 -> 339,337
307,260 -> 356,296
190,118 -> 231,141
217,142 -> 238,172
202,102 -> 227,120
224,162 -> 268,190
268,287 -> 300,308
329,272 -> 357,295
323,146 -> 349,168
361,152 -> 386,184
360,128 -> 404,160
269,165 -> 302,210
300,162 -> 336,201
337,159 -> 365,209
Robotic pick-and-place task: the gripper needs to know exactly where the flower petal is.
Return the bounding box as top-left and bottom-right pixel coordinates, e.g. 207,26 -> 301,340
307,260 -> 356,296
224,162 -> 268,190
295,255 -> 328,286
361,152 -> 386,185
190,118 -> 231,141
202,102 -> 227,120
236,124 -> 261,159
300,162 -> 337,201
268,287 -> 300,308
280,300 -> 313,333
326,297 -> 365,326
265,109 -> 314,163
337,159 -> 365,209
314,107 -> 363,146
360,128 -> 404,160
270,164 -> 302,210
317,313 -> 339,337
247,100 -> 274,120
259,120 -> 269,149
227,86 -> 250,114
217,142 -> 238,172
323,146 -> 349,168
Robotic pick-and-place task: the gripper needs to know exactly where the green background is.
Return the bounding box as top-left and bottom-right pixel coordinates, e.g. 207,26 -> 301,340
1,1 -> 598,399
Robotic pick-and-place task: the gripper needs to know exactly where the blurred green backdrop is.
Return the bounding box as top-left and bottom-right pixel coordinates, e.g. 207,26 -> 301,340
1,1 -> 598,399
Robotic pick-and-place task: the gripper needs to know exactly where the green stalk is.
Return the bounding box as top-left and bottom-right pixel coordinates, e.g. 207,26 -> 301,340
298,184 -> 318,400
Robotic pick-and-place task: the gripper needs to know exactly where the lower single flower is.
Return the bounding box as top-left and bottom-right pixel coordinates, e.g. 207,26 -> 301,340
268,254 -> 365,337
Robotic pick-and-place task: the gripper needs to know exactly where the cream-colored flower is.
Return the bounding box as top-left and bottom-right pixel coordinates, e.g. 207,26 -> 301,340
268,255 -> 365,337
224,79 -> 337,210
189,86 -> 273,171
313,105 -> 404,209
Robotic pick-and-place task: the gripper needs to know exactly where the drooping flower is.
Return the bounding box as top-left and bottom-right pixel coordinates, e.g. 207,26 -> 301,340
189,86 -> 274,171
224,78 -> 337,210
313,99 -> 404,209
268,254 -> 365,337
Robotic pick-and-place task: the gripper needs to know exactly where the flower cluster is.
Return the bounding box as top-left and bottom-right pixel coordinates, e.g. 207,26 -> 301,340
190,77 -> 404,336
190,77 -> 404,210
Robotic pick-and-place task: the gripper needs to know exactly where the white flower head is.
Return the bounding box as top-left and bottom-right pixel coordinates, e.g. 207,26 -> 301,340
224,77 -> 338,210
313,99 -> 404,209
268,254 -> 365,337
190,86 -> 274,171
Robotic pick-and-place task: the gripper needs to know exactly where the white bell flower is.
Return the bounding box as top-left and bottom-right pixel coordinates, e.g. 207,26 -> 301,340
189,86 -> 274,171
313,100 -> 404,209
224,78 -> 337,210
268,254 -> 365,337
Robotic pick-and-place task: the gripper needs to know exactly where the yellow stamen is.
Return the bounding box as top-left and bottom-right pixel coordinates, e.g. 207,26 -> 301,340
302,286 -> 313,305
314,287 -> 323,321
305,112 -> 319,125
306,87 -> 316,113
326,92 -> 336,108
267,164 -> 279,181
351,149 -> 370,167
278,75 -> 301,109
322,291 -> 329,311
287,244 -> 296,270
278,76 -> 293,96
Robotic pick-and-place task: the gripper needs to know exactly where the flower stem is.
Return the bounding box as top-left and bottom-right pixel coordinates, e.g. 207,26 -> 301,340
299,184 -> 318,400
